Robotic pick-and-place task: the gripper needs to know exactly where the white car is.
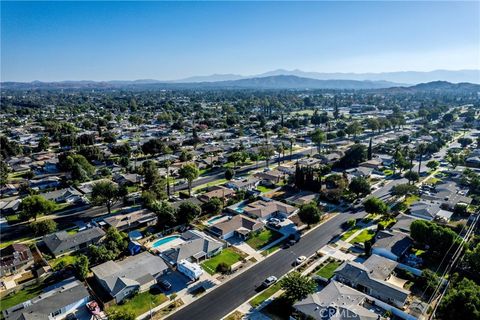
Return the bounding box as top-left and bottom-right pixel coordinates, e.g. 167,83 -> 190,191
262,276 -> 278,287
295,256 -> 307,265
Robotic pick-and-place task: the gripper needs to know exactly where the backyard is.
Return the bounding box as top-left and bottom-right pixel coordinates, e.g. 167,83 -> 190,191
201,247 -> 246,275
107,290 -> 168,317
0,281 -> 47,311
246,229 -> 283,251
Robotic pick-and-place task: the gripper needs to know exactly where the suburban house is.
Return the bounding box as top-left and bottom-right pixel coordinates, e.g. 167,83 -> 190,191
0,244 -> 34,277
243,199 -> 298,220
421,182 -> 472,210
159,230 -> 223,265
316,151 -> 343,164
3,278 -> 90,320
112,173 -> 141,186
293,280 -> 386,320
334,254 -> 410,308
392,214 -> 419,234
198,186 -> 235,203
29,176 -> 61,190
43,227 -> 106,257
91,252 -> 169,303
410,201 -> 453,222
225,177 -> 260,191
254,170 -> 285,186
359,158 -> 383,171
103,209 -> 157,231
372,230 -> 413,261
285,191 -> 319,206
209,214 -> 264,240
41,187 -> 84,204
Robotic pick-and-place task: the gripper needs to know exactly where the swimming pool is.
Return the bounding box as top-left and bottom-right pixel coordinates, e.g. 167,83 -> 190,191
233,202 -> 248,213
152,235 -> 181,248
207,215 -> 224,225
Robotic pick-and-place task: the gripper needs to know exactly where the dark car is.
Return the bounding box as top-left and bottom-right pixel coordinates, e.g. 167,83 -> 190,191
158,279 -> 172,291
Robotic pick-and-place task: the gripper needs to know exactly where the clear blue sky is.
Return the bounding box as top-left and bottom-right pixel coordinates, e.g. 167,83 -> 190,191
1,1 -> 479,81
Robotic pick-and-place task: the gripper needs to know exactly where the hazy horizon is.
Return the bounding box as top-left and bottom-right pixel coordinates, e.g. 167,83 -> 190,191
1,1 -> 479,82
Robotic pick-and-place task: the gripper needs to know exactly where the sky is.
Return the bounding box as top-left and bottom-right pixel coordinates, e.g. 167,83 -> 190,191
1,1 -> 479,82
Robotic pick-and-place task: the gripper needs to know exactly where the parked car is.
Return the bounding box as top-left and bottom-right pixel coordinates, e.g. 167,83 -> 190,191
262,276 -> 278,288
295,256 -> 307,265
158,279 -> 172,291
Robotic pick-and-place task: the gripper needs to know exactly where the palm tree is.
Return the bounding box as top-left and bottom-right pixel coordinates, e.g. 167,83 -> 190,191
289,137 -> 295,161
163,160 -> 172,198
416,143 -> 426,175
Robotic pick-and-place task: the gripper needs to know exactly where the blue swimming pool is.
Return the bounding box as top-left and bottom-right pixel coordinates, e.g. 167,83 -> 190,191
152,235 -> 181,248
234,202 -> 248,213
207,215 -> 224,225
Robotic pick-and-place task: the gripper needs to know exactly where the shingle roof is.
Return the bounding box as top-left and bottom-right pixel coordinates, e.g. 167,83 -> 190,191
294,281 -> 380,320
91,252 -> 168,297
43,227 -> 105,255
4,280 -> 89,320
161,230 -> 223,264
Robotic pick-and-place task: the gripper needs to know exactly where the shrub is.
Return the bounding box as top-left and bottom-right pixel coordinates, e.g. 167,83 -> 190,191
216,262 -> 231,274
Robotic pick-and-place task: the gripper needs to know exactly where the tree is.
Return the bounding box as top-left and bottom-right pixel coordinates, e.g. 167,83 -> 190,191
30,219 -> 57,236
178,163 -> 199,197
37,135 -> 49,151
349,177 -> 371,198
225,168 -> 235,181
19,195 -> 56,221
259,145 -> 275,168
345,121 -> 363,138
446,153 -> 464,169
417,269 -> 440,295
367,138 -> 373,160
298,203 -> 322,226
74,254 -> 89,281
416,143 -> 426,175
337,144 -> 367,168
228,152 -> 244,167
410,220 -> 460,257
391,183 -> 419,197
426,160 -> 440,172
438,278 -> 480,320
201,197 -> 223,215
404,171 -> 420,184
363,197 -> 389,215
91,180 -> 120,214
177,201 -> 201,225
151,201 -> 176,229
0,158 -> 9,191
310,129 -> 326,153
280,271 -> 317,303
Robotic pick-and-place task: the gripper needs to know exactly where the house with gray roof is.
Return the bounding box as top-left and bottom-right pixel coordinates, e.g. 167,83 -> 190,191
0,244 -> 34,277
3,279 -> 90,320
334,254 -> 410,308
209,214 -> 264,240
91,251 -> 168,303
372,230 -> 413,261
159,230 -> 223,265
43,227 -> 105,257
293,281 -> 385,320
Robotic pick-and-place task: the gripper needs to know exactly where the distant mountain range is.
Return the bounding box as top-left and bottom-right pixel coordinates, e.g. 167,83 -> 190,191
173,69 -> 480,84
2,75 -> 480,91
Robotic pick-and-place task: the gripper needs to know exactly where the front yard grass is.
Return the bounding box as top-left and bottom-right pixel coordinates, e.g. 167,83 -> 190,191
315,260 -> 342,279
107,290 -> 168,317
0,281 -> 47,311
349,229 -> 376,244
50,254 -> 78,269
403,195 -> 420,207
201,247 -> 246,275
340,225 -> 361,241
249,282 -> 282,308
246,229 -> 283,251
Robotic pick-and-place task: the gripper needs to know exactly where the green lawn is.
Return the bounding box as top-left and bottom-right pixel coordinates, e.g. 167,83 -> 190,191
249,282 -> 282,308
316,260 -> 342,279
378,217 -> 397,229
50,254 -> 78,269
0,236 -> 34,249
256,185 -> 274,193
201,248 -> 246,275
425,177 -> 441,185
261,242 -> 283,257
0,281 -> 47,311
107,290 -> 168,317
192,178 -> 228,193
246,229 -> 283,251
349,229 -> 376,244
403,195 -> 420,207
340,225 -> 361,241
